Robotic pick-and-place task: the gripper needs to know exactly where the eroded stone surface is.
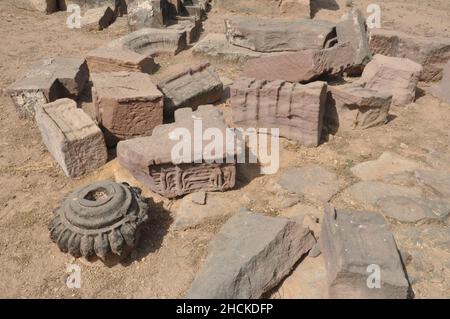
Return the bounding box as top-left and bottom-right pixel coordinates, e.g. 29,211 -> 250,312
128,0 -> 171,30
35,98 -> 108,178
91,71 -> 164,147
214,0 -> 311,18
117,105 -> 239,198
415,170 -> 450,198
14,0 -> 58,13
81,5 -> 115,31
430,60 -> 450,104
231,78 -> 327,146
321,206 -> 410,299
186,209 -> 316,299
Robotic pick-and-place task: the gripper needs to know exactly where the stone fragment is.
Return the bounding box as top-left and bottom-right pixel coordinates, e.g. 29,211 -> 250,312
35,98 -> 108,178
127,0 -> 171,31
336,8 -> 371,72
167,17 -> 202,44
117,105 -> 240,198
192,33 -> 271,64
86,28 -> 186,73
344,181 -> 423,206
14,0 -> 58,13
214,0 -> 311,18
415,170 -> 450,198
157,62 -> 223,116
81,6 -> 115,31
378,196 -> 450,224
225,17 -> 335,53
351,152 -> 426,181
186,209 -> 316,299
360,54 -> 423,106
279,166 -> 339,202
91,71 -> 164,147
191,191 -> 206,205
242,43 -> 356,83
231,78 -> 327,147
369,29 -> 450,82
430,60 -> 450,104
325,83 -> 392,132
321,206 -> 410,299
8,58 -> 89,118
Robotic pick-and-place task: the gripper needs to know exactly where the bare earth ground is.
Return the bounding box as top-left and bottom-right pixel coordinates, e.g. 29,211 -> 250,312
0,0 -> 449,298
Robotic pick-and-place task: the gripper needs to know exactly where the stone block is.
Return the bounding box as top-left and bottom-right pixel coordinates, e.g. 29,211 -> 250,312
213,0 -> 311,18
81,5 -> 115,30
14,0 -> 58,13
430,60 -> 450,104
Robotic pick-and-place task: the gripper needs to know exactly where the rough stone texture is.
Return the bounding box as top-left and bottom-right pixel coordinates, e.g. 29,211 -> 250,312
127,0 -> 171,31
213,0 -> 311,18
167,17 -> 202,44
345,181 -> 423,206
157,62 -> 223,116
186,209 -> 316,299
14,0 -> 58,13
191,191 -> 206,205
81,6 -> 115,31
415,170 -> 450,198
86,28 -> 186,73
430,60 -> 450,104
8,58 -> 89,118
321,206 -> 410,299
35,98 -> 108,178
278,166 -> 340,202
325,83 -> 392,132
231,78 -> 327,147
378,196 -> 450,224
242,43 -> 356,83
49,181 -> 149,261
336,8 -> 371,71
360,54 -> 423,106
91,71 -> 164,147
351,152 -> 426,181
225,17 -> 335,53
117,105 -> 239,198
369,29 -> 450,82
192,33 -> 272,64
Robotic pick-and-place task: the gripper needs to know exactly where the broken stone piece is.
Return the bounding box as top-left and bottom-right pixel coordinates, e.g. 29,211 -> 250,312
127,0 -> 171,31
157,62 -> 223,116
35,98 -> 108,178
186,209 -> 316,299
214,0 -> 311,18
241,43 -> 356,83
49,181 -> 149,261
167,17 -> 202,44
191,191 -> 206,205
14,0 -> 58,13
360,54 -> 423,106
325,83 -> 392,132
231,78 -> 327,147
321,206 -> 410,299
8,58 -> 89,118
369,29 -> 450,82
86,28 -> 187,73
430,60 -> 450,104
91,71 -> 164,147
225,16 -> 336,53
81,6 -> 115,31
117,105 -> 239,198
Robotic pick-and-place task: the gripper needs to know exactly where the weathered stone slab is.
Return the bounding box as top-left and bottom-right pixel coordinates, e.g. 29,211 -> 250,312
415,170 -> 450,198
278,166 -> 340,202
231,78 -> 327,146
192,33 -> 271,64
117,105 -> 239,198
8,58 -> 89,118
214,0 -> 311,18
242,43 -> 356,83
186,209 -> 316,299
325,83 -> 392,132
127,0 -> 171,31
336,8 -> 371,72
321,206 -> 410,299
167,17 -> 202,44
430,60 -> 450,104
35,98 -> 108,178
369,29 -> 450,82
91,71 -> 164,147
361,54 -> 423,106
81,5 -> 115,31
225,16 -> 335,53
14,0 -> 58,13
86,28 -> 186,73
157,62 -> 223,116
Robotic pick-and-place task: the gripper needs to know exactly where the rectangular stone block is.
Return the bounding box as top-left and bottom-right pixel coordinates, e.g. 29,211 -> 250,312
91,71 -> 164,147
186,209 -> 316,299
231,78 -> 327,147
325,83 -> 392,132
321,206 -> 410,299
214,0 -> 311,18
14,0 -> 58,13
35,98 -> 108,178
81,5 -> 115,30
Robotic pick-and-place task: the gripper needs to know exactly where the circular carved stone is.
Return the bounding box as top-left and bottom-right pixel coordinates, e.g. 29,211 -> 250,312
49,182 -> 149,260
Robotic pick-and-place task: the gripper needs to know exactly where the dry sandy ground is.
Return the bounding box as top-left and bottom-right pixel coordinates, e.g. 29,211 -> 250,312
0,0 -> 449,298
